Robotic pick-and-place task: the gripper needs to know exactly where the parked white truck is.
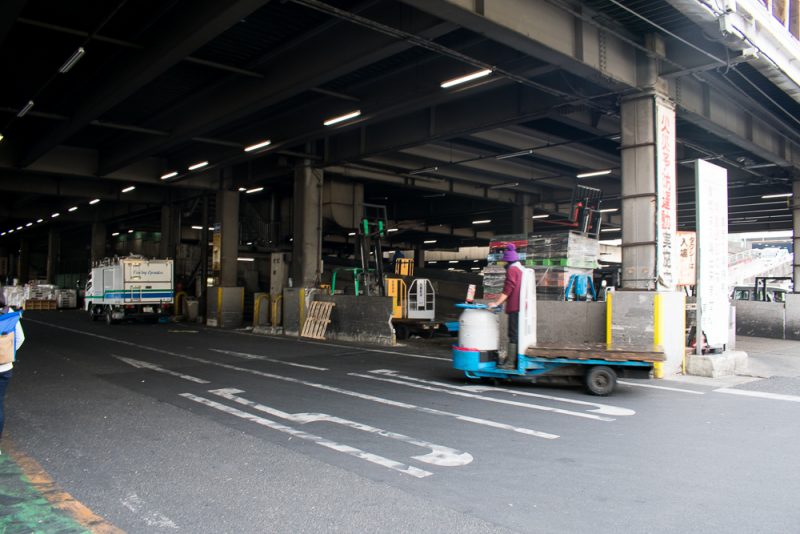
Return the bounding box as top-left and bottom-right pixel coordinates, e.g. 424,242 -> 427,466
85,256 -> 174,324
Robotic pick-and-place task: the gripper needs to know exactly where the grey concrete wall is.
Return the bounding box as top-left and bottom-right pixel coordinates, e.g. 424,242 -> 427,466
282,288 -> 303,337
734,301 -> 786,339
786,294 -> 800,341
610,291 -> 656,346
537,301 -> 606,344
314,295 -> 394,346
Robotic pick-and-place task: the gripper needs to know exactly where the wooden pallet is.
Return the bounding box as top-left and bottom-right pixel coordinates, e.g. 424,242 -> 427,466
300,301 -> 335,340
525,342 -> 665,363
24,299 -> 57,311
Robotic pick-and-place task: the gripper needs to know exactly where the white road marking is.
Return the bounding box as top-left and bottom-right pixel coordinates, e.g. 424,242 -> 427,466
714,388 -> 800,403
121,493 -> 179,529
113,355 -> 210,384
618,380 -> 705,395
351,372 -> 614,421
180,393 -> 433,478
30,319 -> 557,439
287,338 -> 451,362
209,348 -> 328,371
210,388 -> 472,467
366,369 -> 635,417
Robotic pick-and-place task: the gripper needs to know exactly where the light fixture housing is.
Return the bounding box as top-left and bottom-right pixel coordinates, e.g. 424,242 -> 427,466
761,193 -> 792,199
323,110 -> 361,126
495,149 -> 533,160
237,257 -> 255,262
89,198 -> 100,205
121,186 -> 135,193
245,187 -> 264,194
387,228 -> 399,233
488,182 -> 519,190
600,227 -> 621,233
191,226 -> 203,230
599,208 -> 618,213
128,229 -> 134,233
58,47 -> 85,73
244,140 -> 272,152
112,232 -> 120,236
440,68 -> 492,88
161,171 -> 178,180
423,240 -> 437,244
25,222 -> 32,227
17,100 -> 34,118
68,206 -> 78,212
36,219 -> 43,223
531,214 -> 549,219
51,212 -> 60,218
188,161 -> 209,171
472,219 -> 491,224
577,169 -> 612,178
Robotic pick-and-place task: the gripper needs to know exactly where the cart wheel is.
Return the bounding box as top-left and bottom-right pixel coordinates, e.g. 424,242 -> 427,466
394,324 -> 409,340
585,366 -> 616,396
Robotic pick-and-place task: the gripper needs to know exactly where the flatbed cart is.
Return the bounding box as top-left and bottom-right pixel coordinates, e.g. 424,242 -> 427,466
451,284 -> 665,395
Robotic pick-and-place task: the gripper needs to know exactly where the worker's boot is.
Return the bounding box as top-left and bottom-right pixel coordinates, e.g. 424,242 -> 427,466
501,343 -> 517,369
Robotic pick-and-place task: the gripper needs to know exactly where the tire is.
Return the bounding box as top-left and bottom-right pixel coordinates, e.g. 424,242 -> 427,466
394,324 -> 410,340
585,365 -> 617,396
105,306 -> 115,325
89,307 -> 98,321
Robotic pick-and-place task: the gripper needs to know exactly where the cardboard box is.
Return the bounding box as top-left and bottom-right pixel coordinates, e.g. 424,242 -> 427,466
0,333 -> 14,364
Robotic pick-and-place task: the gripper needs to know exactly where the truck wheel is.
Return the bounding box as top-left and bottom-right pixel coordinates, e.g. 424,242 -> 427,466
585,366 -> 617,396
89,307 -> 98,321
394,324 -> 409,340
105,307 -> 115,325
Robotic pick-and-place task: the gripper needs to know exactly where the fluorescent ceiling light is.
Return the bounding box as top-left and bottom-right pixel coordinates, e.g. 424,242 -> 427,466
488,182 -> 519,190
16,226 -> 22,230
238,187 -> 247,192
0,134 -> 4,142
246,242 -> 253,246
1,232 -> 5,236
36,219 -> 43,223
8,230 -> 14,233
409,166 -> 438,176
496,149 -> 533,160
121,186 -> 135,193
188,161 -> 209,171
160,171 -> 178,180
531,214 -> 549,219
761,193 -> 792,199
25,222 -> 32,227
244,139 -> 271,152
424,240 -> 437,244
387,228 -> 399,233
237,257 -> 255,262
448,268 -> 455,271
245,187 -> 264,194
449,260 -> 458,264
472,219 -> 491,224
68,206 -> 78,212
51,212 -> 60,218
601,227 -> 621,233
428,261 -> 438,264
128,229 -> 134,233
58,47 -> 85,73
89,198 -> 100,205
440,68 -> 492,88
471,267 -> 480,270
112,232 -> 120,236
599,208 -> 618,213
191,226 -> 203,230
208,227 -> 214,231
17,100 -> 34,118
323,110 -> 361,126
577,169 -> 612,178
348,232 -> 356,236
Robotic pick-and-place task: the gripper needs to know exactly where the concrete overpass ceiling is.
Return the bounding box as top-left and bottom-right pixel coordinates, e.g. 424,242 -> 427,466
1,0 -> 798,244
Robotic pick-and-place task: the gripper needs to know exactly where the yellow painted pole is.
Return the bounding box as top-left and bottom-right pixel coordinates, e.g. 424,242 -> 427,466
299,289 -> 306,333
605,291 -> 613,345
653,293 -> 664,379
216,287 -> 223,326
253,293 -> 270,327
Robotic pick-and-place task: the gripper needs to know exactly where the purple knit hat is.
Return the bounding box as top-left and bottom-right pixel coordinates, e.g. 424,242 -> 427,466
502,244 -> 519,262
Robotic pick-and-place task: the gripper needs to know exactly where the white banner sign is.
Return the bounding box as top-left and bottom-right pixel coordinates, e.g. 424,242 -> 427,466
695,160 -> 729,349
656,102 -> 677,290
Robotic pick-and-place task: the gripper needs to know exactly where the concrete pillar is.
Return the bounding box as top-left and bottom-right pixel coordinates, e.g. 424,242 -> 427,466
46,229 -> 60,284
511,195 -> 534,235
292,162 -> 323,287
90,222 -> 106,265
17,239 -> 29,284
217,190 -> 240,287
414,245 -> 424,270
620,91 -> 677,290
794,177 -> 800,290
159,205 -> 175,259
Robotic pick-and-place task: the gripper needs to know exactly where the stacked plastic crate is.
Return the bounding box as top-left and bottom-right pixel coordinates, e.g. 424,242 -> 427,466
526,231 -> 599,300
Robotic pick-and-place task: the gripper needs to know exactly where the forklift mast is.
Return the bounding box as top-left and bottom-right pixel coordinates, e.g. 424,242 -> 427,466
355,204 -> 388,296
569,184 -> 603,237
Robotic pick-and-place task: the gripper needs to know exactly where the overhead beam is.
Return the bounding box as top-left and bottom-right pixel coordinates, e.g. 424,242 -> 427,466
98,5 -> 455,174
19,0 -> 273,168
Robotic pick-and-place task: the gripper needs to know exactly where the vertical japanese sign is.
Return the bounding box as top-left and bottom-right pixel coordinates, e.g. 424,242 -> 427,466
676,231 -> 696,286
655,102 -> 677,290
695,160 -> 729,349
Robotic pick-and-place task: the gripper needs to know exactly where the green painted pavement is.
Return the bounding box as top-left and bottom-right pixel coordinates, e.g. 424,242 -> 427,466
0,452 -> 90,534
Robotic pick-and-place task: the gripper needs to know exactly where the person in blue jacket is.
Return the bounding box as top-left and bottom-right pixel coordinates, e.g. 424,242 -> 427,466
0,295 -> 22,451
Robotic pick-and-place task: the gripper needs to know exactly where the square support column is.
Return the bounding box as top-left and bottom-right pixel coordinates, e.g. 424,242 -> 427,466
511,194 -> 534,236
90,222 -> 106,265
159,205 -> 177,259
47,229 -> 60,284
216,190 -> 240,288
292,162 -> 323,287
794,177 -> 800,289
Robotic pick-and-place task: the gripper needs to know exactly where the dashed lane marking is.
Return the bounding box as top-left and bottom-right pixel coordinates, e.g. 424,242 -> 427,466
617,380 -> 705,395
350,372 -> 614,422
365,369 -> 636,417
210,388 -> 472,467
120,492 -> 179,530
29,319 -> 559,439
714,387 -> 800,403
209,348 -> 329,371
181,393 -> 433,478
114,354 -> 211,383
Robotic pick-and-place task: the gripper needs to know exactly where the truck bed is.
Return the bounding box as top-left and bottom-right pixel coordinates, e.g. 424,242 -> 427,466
524,343 -> 665,363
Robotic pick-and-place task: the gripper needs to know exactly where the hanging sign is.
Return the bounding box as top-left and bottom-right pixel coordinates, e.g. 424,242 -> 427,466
655,101 -> 677,290
676,231 -> 696,287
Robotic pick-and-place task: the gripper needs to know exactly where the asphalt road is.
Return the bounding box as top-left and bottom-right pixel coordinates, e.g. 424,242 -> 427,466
5,311 -> 800,533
